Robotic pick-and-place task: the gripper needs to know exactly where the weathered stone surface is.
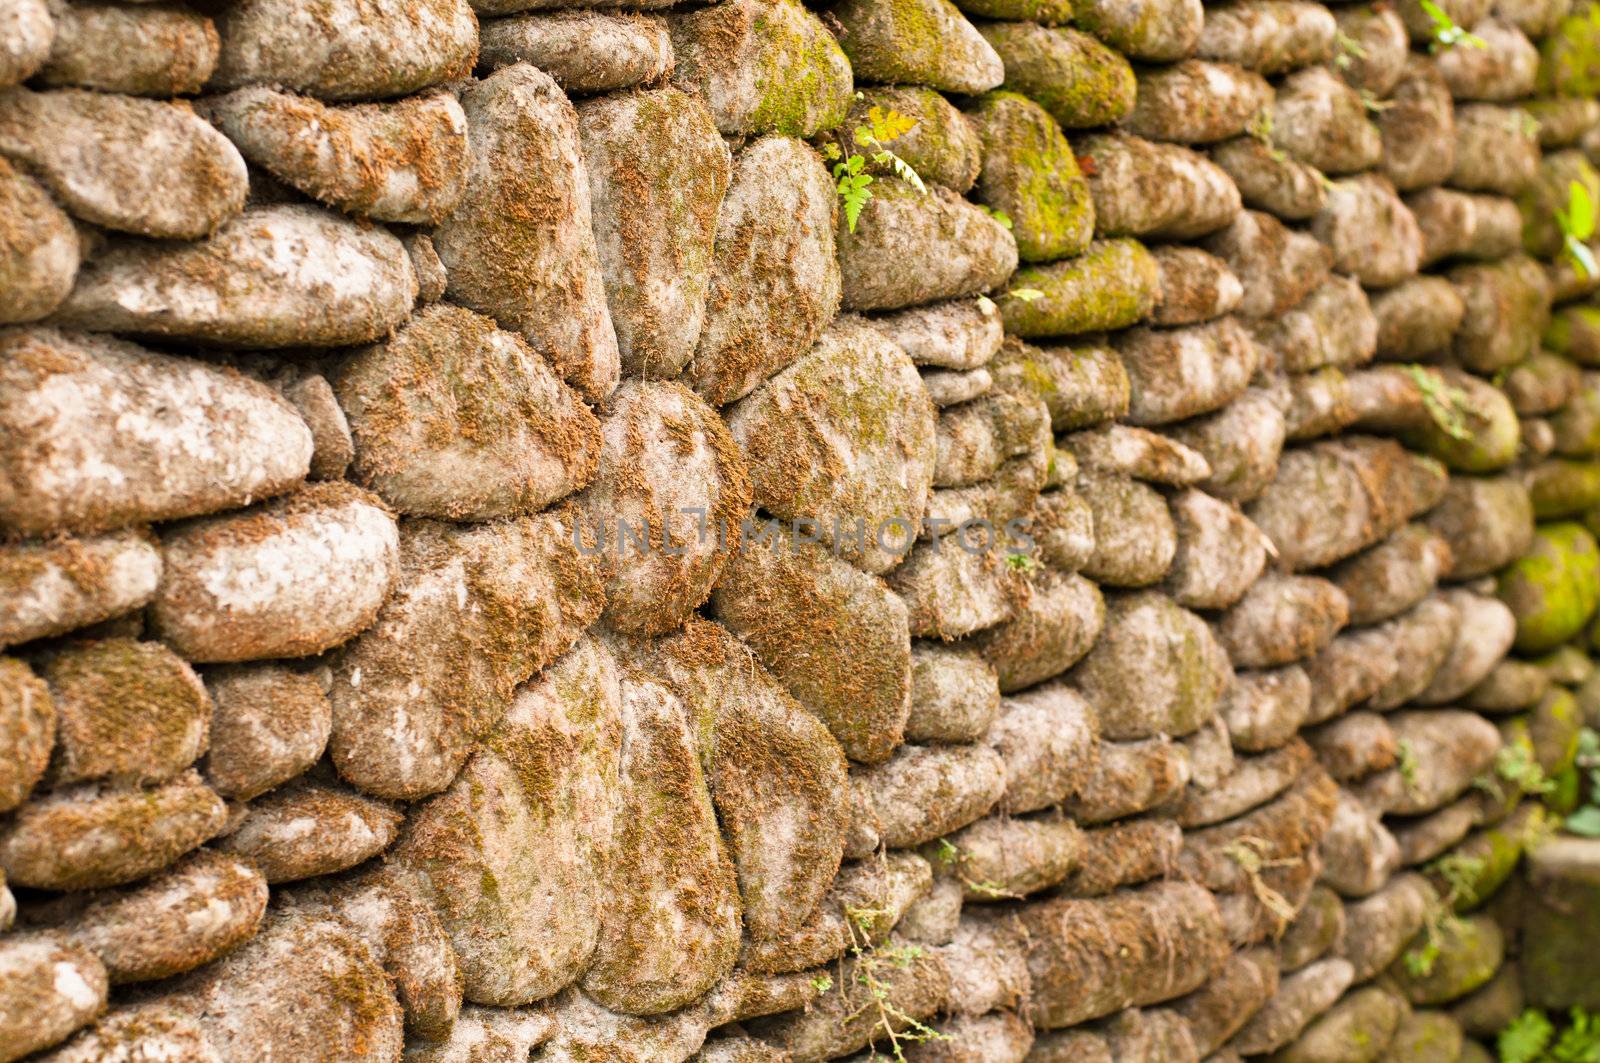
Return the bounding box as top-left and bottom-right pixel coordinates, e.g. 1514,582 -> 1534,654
1019,882 -> 1229,1029
1218,574 -> 1349,670
579,87 -> 729,379
1452,102 -> 1542,194
40,638 -> 207,787
1450,254 -> 1552,372
1066,735 -> 1194,823
1198,0 -> 1337,73
1082,132 -> 1242,239
1269,66 -> 1382,176
667,0 -> 853,137
635,623 -> 848,944
1076,472 -> 1177,587
38,0 -> 209,95
971,569 -> 1106,694
727,317 -> 932,573
890,538 -> 1024,639
1333,4 -> 1409,95
713,529 -> 911,764
336,305 -> 598,521
853,743 -> 1005,849
1127,60 -> 1270,145
202,665 -> 329,801
1232,958 -> 1355,1054
1371,276 -> 1466,360
1166,387 -> 1287,503
1071,590 -> 1230,741
1210,135 -> 1329,221
1379,56 -> 1459,192
156,910 -> 403,1061
966,91 -> 1093,263
478,12 -> 672,94
1065,425 -> 1210,485
985,681 -> 1099,814
435,64 -> 618,402
1425,474 -> 1534,579
1001,239 -> 1161,338
1220,666 -> 1313,752
582,669 -> 742,1018
393,636 -> 620,1007
1411,189 -> 1524,267
0,772 -> 225,890
1414,590 -> 1516,703
907,644 -> 999,744
686,136 -> 840,405
1072,0 -> 1204,59
1312,174 -> 1424,288
1247,436 -> 1430,569
281,867 -> 460,1040
1320,791 -> 1401,897
1442,18 -> 1539,98
0,158 -> 77,325
150,483 -> 396,664
866,298 -> 1003,371
211,0 -> 475,100
1,0 -> 52,88
577,381 -> 750,632
0,658 -> 52,814
979,22 -> 1136,129
1151,245 -> 1242,326
1166,487 -> 1268,610
0,937 -> 106,1062
838,180 -> 1017,311
1,330 -> 312,536
214,779 -> 399,884
329,510 -> 606,800
1116,317 -> 1259,425
1205,209 -> 1332,319
1329,524 -> 1452,625
52,204 -> 418,349
205,87 -> 468,224
0,87 -> 244,238
0,531 -> 160,650
833,0 -> 1002,93
44,850 -> 265,985
1060,818 -> 1183,896
1389,913 -> 1504,1005
1255,275 -> 1376,373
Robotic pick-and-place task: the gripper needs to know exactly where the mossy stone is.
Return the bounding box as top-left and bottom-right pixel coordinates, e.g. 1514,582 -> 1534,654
1389,914 -> 1504,1005
1545,304 -> 1600,365
966,91 -> 1094,262
1496,521 -> 1600,652
1398,370 -> 1521,473
1538,1 -> 1600,96
1000,239 -> 1160,338
978,22 -> 1136,129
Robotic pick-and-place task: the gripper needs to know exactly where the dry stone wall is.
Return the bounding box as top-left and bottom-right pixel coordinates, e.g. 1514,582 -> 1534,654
3,0 -> 1600,1059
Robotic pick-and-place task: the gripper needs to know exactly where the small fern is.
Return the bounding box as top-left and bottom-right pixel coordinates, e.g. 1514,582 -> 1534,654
1420,0 -> 1487,51
823,104 -> 927,234
1558,179 -> 1599,279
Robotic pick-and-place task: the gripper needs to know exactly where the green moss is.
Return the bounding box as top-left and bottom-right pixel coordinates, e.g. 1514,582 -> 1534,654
1544,305 -> 1600,364
1391,914 -> 1504,1004
1529,460 -> 1600,518
1497,522 -> 1600,653
747,0 -> 854,137
1000,239 -> 1159,338
978,22 -> 1136,129
1539,2 -> 1600,97
968,91 -> 1094,262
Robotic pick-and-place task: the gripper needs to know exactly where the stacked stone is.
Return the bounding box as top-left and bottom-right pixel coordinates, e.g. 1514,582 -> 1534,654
2,0 -> 1599,1059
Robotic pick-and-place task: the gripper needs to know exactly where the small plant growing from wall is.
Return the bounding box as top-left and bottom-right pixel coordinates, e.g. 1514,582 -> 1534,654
821,104 -> 926,233
1498,1006 -> 1600,1061
1564,727 -> 1600,836
1420,0 -> 1487,51
1557,180 -> 1599,279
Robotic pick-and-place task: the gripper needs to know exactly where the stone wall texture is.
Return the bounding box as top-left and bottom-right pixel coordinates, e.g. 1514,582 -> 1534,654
4,0 -> 1600,1059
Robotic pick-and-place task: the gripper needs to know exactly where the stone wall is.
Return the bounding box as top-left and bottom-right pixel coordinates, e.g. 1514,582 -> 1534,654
3,0 -> 1600,1059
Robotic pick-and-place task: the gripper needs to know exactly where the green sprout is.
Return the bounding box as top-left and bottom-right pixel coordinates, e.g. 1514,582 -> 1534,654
1420,0 -> 1487,51
822,104 -> 925,234
1557,179 -> 1599,279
